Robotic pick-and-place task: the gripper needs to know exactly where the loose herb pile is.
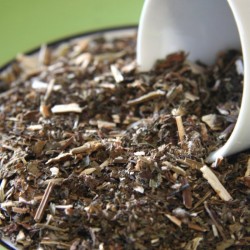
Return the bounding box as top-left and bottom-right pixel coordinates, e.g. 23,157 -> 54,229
0,31 -> 249,250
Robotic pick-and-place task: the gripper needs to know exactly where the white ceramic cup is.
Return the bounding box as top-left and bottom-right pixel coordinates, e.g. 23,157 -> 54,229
137,0 -> 250,162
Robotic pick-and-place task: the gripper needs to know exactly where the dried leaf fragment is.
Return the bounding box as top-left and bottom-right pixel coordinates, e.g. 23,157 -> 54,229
202,114 -> 224,131
33,140 -> 46,156
200,165 -> 232,201
50,167 -> 60,177
133,185 -> 144,194
216,239 -> 235,250
16,230 -> 26,242
185,236 -> 203,250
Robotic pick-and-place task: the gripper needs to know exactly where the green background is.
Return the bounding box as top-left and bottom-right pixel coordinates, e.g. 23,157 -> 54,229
0,0 -> 144,67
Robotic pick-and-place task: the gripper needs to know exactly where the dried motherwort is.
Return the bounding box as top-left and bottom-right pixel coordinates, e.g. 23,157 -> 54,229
0,31 -> 249,249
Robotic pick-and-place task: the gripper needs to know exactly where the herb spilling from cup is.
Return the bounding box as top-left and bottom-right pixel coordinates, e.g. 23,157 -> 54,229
0,31 -> 249,249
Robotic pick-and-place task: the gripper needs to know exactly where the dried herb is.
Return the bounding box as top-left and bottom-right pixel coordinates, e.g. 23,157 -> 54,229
0,31 -> 249,249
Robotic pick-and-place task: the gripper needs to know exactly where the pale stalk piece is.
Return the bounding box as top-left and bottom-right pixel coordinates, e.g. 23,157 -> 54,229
51,103 -> 83,114
33,195 -> 43,201
34,182 -> 54,222
27,124 -> 43,131
133,185 -> 144,194
151,239 -> 159,244
212,224 -> 219,237
127,90 -> 165,106
182,177 -> 192,209
188,222 -> 207,232
185,236 -> 203,250
97,120 -> 116,130
54,205 -> 73,209
73,39 -> 89,55
44,79 -> 55,102
59,137 -> 74,150
70,141 -> 103,154
80,53 -> 92,71
16,230 -> 25,242
40,240 -> 71,248
211,156 -> 224,168
121,60 -> 136,73
16,54 -> 38,70
100,82 -> 116,90
1,144 -> 15,151
95,51 -> 126,62
204,201 -> 226,240
191,191 -> 212,211
200,165 -> 232,201
5,117 -> 18,122
50,167 -> 59,177
80,167 -> 97,175
165,213 -> 182,227
134,151 -> 145,156
32,79 -> 61,91
175,116 -> 186,143
38,44 -> 51,66
110,64 -> 124,83
245,158 -> 250,177
99,158 -> 110,170
1,201 -> 19,208
177,158 -> 204,169
40,103 -> 51,118
35,223 -> 68,232
184,92 -> 199,102
43,178 -> 64,185
5,187 -> 14,200
200,123 -> 209,142
0,178 -> 7,202
75,52 -> 92,65
19,197 -> 37,205
46,214 -> 53,224
46,152 -> 72,164
12,207 -> 29,214
0,211 -> 5,219
162,161 -> 186,176
0,88 -> 16,99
